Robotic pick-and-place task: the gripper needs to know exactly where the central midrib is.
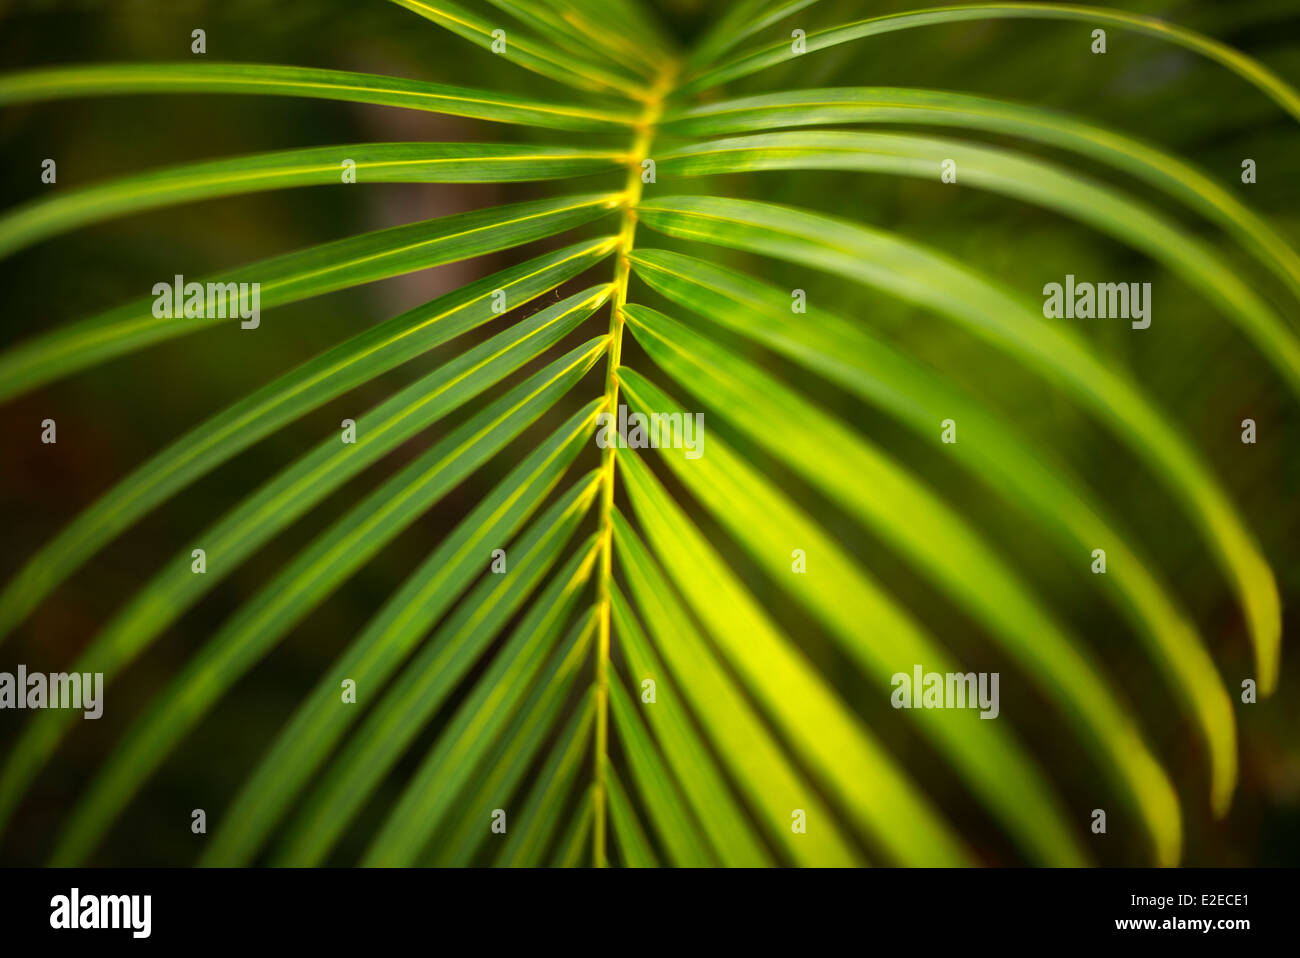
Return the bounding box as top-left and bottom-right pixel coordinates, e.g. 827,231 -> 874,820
591,63 -> 676,868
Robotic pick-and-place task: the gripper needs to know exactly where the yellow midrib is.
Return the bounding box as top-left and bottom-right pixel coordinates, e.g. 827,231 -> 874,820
591,63 -> 676,868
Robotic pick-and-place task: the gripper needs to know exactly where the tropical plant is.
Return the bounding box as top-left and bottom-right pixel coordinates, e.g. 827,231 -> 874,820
0,0 -> 1296,867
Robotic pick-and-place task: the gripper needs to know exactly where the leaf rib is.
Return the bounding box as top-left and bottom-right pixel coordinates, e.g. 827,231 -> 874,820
590,61 -> 676,868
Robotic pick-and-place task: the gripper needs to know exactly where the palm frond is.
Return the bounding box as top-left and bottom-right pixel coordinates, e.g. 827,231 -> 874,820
0,0 -> 1294,869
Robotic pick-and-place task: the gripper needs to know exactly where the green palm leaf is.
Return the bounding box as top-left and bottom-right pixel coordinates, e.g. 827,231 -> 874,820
283,527 -> 601,866
0,0 -> 1291,869
606,672 -> 714,867
609,508 -> 869,867
361,542 -> 600,865
429,626 -> 597,867
607,584 -> 773,866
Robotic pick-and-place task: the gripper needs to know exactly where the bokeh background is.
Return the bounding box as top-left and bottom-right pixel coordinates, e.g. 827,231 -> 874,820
0,0 -> 1297,865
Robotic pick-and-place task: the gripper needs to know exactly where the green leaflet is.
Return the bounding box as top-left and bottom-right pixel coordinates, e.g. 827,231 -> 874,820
487,0 -> 661,79
0,243 -> 614,644
364,551 -> 600,865
616,484 -> 977,867
658,90 -> 1300,308
685,0 -> 823,71
47,345 -> 604,864
612,509 -> 866,866
551,791 -> 595,867
271,509 -> 602,866
386,0 -> 648,101
4,338 -> 607,852
608,670 -> 715,867
615,371 -> 1100,865
0,144 -> 626,258
676,2 -> 1300,122
609,584 -> 773,866
605,766 -> 658,867
5,289 -> 607,669
496,688 -> 597,867
636,195 -> 1281,694
546,0 -> 676,62
617,356 -> 1173,865
629,248 -> 1238,816
429,631 -> 596,867
205,406 -> 602,866
0,192 -> 621,403
0,61 -> 639,129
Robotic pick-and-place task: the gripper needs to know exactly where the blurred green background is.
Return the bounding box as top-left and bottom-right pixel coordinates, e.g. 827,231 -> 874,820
0,0 -> 1297,865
